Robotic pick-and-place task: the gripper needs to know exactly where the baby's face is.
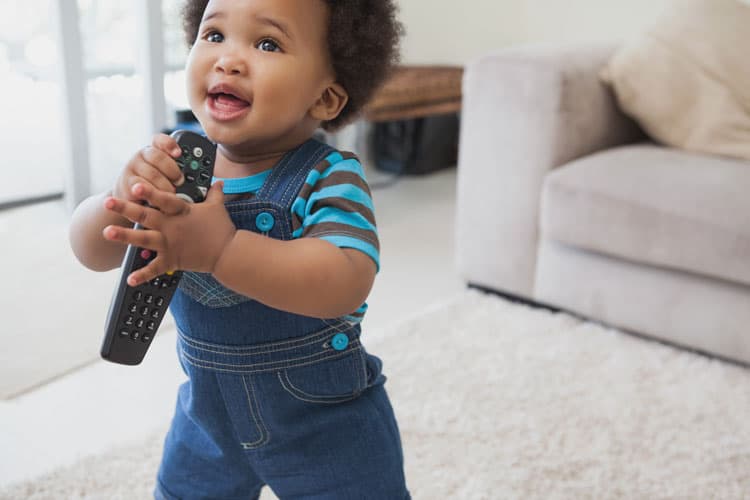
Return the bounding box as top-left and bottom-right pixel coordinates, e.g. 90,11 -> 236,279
186,0 -> 333,153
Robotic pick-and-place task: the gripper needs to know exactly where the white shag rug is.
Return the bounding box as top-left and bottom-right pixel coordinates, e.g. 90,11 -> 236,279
3,290 -> 750,500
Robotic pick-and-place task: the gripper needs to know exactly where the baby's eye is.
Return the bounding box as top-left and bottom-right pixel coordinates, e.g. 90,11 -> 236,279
257,38 -> 281,52
206,31 -> 224,43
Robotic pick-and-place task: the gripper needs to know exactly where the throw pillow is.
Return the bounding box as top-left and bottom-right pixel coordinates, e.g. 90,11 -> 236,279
600,0 -> 750,161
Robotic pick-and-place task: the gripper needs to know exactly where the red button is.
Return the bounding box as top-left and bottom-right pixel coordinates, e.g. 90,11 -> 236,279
141,250 -> 152,260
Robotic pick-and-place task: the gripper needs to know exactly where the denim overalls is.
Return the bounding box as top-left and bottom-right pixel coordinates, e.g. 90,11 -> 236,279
155,139 -> 410,500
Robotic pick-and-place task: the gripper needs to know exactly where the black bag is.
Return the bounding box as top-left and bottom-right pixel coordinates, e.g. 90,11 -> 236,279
371,113 -> 460,175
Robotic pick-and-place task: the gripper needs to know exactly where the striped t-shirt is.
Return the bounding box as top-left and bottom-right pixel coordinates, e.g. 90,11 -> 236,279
215,150 -> 379,323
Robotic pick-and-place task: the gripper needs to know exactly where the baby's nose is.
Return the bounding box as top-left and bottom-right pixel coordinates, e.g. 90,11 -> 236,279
215,52 -> 247,75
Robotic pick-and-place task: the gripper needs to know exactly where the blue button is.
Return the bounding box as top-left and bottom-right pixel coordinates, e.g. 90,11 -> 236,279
331,333 -> 349,351
255,212 -> 275,232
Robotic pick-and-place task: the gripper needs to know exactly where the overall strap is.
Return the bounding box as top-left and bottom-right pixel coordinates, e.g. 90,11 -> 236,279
257,138 -> 336,207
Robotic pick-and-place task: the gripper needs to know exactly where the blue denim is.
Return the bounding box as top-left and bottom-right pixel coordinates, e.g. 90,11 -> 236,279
154,322 -> 410,500
156,139 -> 410,499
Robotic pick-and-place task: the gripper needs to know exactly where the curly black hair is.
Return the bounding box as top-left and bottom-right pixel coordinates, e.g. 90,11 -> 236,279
181,0 -> 403,131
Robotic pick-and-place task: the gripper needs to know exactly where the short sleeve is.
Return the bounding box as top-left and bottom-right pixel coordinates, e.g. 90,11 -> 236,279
291,151 -> 380,271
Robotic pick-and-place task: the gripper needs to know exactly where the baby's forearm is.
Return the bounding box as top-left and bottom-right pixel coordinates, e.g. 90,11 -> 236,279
69,191 -> 132,271
212,231 -> 375,318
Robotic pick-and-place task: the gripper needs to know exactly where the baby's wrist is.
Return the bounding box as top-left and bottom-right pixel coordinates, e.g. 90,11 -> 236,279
211,229 -> 238,279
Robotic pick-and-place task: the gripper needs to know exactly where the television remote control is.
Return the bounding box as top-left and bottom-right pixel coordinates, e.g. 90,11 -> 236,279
101,130 -> 216,365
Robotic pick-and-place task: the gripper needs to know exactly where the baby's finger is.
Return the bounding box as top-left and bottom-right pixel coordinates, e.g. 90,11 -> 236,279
127,257 -> 174,288
140,146 -> 185,189
152,133 -> 182,159
102,224 -> 163,251
105,195 -> 163,230
131,183 -> 189,217
131,154 -> 176,194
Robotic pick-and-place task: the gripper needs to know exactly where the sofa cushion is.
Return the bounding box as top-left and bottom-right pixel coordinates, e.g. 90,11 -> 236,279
540,144 -> 750,287
600,0 -> 750,161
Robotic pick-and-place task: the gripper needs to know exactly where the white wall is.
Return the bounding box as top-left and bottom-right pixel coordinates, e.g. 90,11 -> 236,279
397,0 -> 672,65
397,0 -> 525,65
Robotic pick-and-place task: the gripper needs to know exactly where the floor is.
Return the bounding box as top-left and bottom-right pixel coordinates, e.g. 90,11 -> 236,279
0,165 -> 465,487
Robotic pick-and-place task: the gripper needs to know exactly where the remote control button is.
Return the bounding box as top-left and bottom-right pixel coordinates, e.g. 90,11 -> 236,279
146,321 -> 156,331
125,316 -> 134,326
119,330 -> 129,337
176,193 -> 195,204
155,297 -> 165,307
128,303 -> 138,314
202,156 -> 213,166
142,333 -> 152,343
133,291 -> 143,301
160,280 -> 170,289
141,249 -> 153,260
145,294 -> 154,304
199,172 -> 211,185
193,147 -> 204,158
151,277 -> 161,287
151,309 -> 161,319
181,146 -> 190,156
130,331 -> 141,341
190,160 -> 200,171
140,306 -> 150,317
136,318 -> 145,329
186,174 -> 196,183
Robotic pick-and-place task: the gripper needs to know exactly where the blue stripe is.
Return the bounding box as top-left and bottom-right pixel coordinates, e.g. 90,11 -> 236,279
304,156 -> 364,187
306,185 -> 374,214
319,236 -> 380,271
303,207 -> 377,233
320,158 -> 366,181
291,196 -> 306,219
325,151 -> 344,165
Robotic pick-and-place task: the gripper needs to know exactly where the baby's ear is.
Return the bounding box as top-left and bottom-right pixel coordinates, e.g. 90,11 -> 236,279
310,83 -> 349,122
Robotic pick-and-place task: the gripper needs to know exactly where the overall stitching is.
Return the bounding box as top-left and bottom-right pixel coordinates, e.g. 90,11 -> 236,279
277,372 -> 362,404
177,321 -> 350,354
180,345 -> 362,375
277,347 -> 366,404
240,375 -> 270,449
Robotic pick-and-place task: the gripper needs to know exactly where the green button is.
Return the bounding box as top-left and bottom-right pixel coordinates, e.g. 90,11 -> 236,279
190,160 -> 200,171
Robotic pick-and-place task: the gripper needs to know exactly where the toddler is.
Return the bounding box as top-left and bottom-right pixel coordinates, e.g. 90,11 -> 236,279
68,0 -> 409,498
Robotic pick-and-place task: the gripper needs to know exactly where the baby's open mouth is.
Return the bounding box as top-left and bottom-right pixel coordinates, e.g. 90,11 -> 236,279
209,92 -> 250,110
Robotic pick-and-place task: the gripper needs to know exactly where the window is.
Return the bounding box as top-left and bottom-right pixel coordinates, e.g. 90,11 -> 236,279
1,0 -> 192,206
0,0 -> 66,206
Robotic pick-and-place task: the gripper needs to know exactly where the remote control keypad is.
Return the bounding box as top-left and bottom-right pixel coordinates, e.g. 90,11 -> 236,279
117,272 -> 181,344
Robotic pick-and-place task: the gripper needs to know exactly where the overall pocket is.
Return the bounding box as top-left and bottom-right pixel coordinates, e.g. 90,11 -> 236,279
277,347 -> 368,404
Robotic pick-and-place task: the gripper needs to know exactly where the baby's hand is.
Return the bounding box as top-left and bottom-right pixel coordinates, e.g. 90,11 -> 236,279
112,134 -> 185,211
102,181 -> 235,286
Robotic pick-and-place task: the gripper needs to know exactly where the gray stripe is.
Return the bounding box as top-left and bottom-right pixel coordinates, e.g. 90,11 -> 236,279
303,223 -> 380,250
309,196 -> 377,227
313,171 -> 371,196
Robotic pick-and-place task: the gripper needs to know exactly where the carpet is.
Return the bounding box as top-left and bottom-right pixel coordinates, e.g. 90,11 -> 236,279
3,290 -> 750,499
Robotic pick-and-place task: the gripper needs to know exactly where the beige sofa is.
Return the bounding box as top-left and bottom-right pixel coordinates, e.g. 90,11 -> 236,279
455,43 -> 750,364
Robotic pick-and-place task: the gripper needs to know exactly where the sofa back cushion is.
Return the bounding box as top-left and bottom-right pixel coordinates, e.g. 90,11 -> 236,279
601,0 -> 750,161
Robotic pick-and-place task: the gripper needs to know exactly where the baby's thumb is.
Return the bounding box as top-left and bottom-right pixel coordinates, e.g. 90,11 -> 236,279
206,180 -> 225,203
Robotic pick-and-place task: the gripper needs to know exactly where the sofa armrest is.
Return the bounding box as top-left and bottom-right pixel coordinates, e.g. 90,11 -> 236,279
456,43 -> 644,297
